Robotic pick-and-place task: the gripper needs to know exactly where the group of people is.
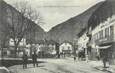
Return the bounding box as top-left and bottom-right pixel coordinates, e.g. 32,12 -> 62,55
22,51 -> 38,69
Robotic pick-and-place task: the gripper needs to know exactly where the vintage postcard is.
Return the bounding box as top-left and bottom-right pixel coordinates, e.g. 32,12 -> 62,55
0,0 -> 115,73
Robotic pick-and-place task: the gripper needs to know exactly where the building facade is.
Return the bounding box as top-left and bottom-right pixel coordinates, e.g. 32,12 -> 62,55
59,41 -> 73,56
89,15 -> 115,62
77,28 -> 91,60
87,1 -> 115,63
35,40 -> 59,58
77,29 -> 89,51
9,38 -> 27,57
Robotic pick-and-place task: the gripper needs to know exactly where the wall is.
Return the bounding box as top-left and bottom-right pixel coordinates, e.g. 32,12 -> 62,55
77,32 -> 89,51
59,43 -> 72,53
9,38 -> 26,46
91,15 -> 115,45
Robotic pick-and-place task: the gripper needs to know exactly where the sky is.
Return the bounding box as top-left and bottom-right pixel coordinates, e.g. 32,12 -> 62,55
4,0 -> 105,32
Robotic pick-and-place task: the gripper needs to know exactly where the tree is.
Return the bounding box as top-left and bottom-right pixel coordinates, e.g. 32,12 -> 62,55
2,1 -> 41,57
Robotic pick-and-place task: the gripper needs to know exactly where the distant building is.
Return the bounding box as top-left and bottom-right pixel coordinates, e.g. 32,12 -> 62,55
0,38 -> 27,57
9,38 -> 27,57
9,38 -> 26,47
35,40 -> 59,58
59,41 -> 73,55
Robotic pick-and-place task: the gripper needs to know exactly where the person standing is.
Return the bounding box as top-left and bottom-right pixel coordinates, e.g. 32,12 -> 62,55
32,51 -> 38,67
22,52 -> 28,69
74,56 -> 76,61
100,49 -> 108,68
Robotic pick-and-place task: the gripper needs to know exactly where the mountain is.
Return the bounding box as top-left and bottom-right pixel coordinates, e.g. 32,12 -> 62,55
0,0 -> 45,43
47,1 -> 104,43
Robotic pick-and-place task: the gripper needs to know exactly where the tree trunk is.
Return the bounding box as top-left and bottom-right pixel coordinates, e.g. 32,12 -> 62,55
14,44 -> 18,58
0,47 -> 4,66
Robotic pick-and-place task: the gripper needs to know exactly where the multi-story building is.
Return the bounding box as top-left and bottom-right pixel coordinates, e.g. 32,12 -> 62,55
88,0 -> 115,63
77,28 -> 91,60
77,28 -> 89,51
76,1 -> 115,61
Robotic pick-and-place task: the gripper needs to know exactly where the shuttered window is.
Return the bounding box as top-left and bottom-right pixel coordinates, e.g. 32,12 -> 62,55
105,27 -> 110,37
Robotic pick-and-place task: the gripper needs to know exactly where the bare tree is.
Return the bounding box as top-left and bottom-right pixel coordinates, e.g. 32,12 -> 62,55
13,1 -> 42,24
2,1 -> 42,57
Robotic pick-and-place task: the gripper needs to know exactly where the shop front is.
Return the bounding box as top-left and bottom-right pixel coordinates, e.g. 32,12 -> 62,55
96,40 -> 115,64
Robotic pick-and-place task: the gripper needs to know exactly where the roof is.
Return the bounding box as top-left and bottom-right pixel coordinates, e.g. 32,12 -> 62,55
60,41 -> 73,45
88,1 -> 115,29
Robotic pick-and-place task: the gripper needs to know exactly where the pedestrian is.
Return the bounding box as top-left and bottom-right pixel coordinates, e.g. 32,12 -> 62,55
74,56 -> 76,61
78,51 -> 81,60
96,55 -> 100,60
32,51 -> 38,67
100,49 -> 108,68
22,52 -> 28,69
63,52 -> 65,58
102,56 -> 108,68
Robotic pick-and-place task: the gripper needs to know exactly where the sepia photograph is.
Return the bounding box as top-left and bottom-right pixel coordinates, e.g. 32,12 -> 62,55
0,0 -> 115,73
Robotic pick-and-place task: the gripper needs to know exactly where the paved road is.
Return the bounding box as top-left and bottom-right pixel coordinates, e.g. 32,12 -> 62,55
9,58 -> 109,73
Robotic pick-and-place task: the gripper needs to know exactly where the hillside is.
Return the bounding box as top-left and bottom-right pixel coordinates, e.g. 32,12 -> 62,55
0,0 -> 45,43
47,1 -> 104,43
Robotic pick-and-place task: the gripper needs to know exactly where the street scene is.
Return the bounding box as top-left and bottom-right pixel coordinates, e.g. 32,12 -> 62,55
0,0 -> 115,73
8,58 -> 110,73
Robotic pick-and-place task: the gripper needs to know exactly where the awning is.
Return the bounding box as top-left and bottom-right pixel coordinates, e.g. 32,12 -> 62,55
97,45 -> 111,49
